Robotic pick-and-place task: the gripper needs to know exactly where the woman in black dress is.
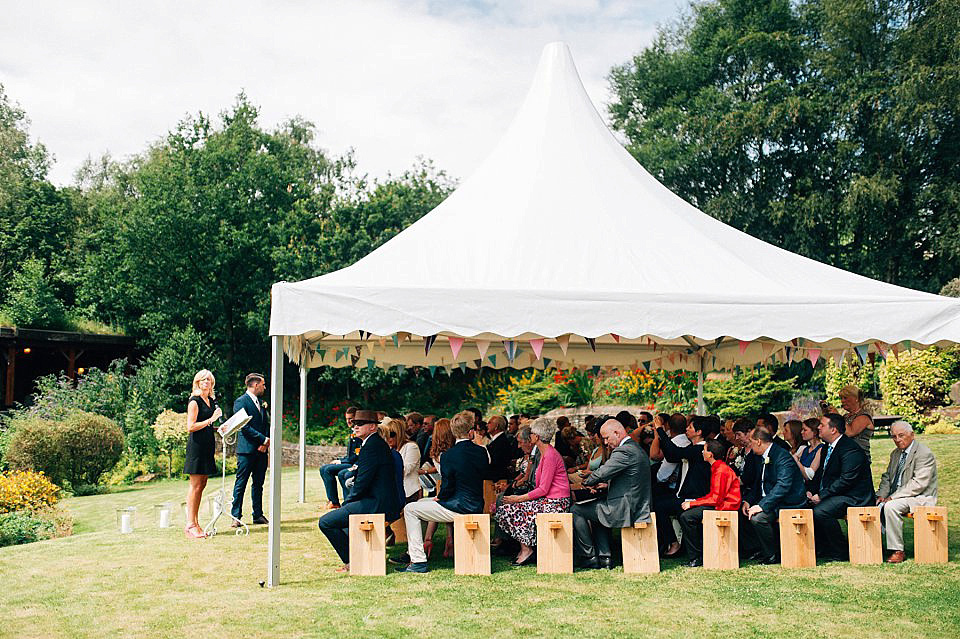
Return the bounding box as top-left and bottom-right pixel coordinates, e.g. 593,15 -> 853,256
184,369 -> 222,538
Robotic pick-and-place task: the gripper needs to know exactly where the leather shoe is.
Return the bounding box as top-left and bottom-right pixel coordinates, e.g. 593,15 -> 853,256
597,556 -> 613,570
574,557 -> 600,570
886,550 -> 906,564
511,552 -> 536,567
252,516 -> 268,525
687,558 -> 702,568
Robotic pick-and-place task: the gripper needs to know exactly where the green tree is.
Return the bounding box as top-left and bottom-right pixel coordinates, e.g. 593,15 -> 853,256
1,257 -> 67,329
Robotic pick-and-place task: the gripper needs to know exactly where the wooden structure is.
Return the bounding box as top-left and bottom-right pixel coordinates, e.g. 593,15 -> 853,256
536,513 -> 573,574
779,509 -> 816,568
846,506 -> 882,565
482,480 -> 497,515
348,514 -> 386,576
622,514 -> 659,574
389,515 -> 407,543
910,506 -> 948,564
453,513 -> 491,575
703,510 -> 738,570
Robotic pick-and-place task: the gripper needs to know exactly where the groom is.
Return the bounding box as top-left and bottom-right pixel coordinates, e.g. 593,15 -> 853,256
231,372 -> 270,526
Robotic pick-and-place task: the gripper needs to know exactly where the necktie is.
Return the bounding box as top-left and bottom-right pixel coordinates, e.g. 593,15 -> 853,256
891,450 -> 908,492
824,444 -> 834,469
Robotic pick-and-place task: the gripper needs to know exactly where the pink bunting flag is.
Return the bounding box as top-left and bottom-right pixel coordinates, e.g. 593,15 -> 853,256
556,334 -> 570,355
476,340 -> 490,359
891,343 -> 900,357
739,340 -> 750,355
529,338 -> 544,360
378,337 -> 386,349
807,349 -> 821,366
874,341 -> 887,359
448,337 -> 464,360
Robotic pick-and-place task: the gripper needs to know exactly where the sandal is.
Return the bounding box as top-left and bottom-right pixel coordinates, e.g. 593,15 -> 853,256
185,524 -> 207,539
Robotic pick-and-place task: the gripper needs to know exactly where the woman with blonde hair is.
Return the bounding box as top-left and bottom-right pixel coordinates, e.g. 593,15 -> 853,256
839,384 -> 875,462
183,369 -> 222,539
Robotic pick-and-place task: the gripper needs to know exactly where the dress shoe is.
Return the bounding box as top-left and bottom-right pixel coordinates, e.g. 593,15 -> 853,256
597,556 -> 613,570
252,516 -> 269,525
574,557 -> 600,571
687,558 -> 702,568
886,550 -> 906,564
395,562 -> 429,573
511,552 -> 536,567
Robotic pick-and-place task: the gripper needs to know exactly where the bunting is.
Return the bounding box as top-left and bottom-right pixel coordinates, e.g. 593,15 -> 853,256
591,366 -> 601,375
378,337 -> 386,349
503,340 -> 517,364
366,359 -> 376,370
807,349 -> 821,367
585,337 -> 597,352
335,349 -> 343,362
354,345 -> 363,357
739,340 -> 750,355
476,340 -> 491,360
459,362 -> 467,374
761,343 -> 774,359
543,358 -> 552,368
317,349 -> 326,362
428,366 -> 437,377
611,333 -> 620,343
556,334 -> 570,355
488,354 -> 497,367
424,334 -> 437,356
529,338 -> 544,360
854,344 -> 870,364
395,365 -> 406,374
641,361 -> 650,373
350,355 -> 359,367
392,334 -> 399,348
449,337 -> 464,361
874,341 -> 888,360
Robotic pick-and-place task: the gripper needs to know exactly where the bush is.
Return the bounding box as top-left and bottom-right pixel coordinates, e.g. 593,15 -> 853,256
494,370 -> 561,414
703,368 -> 797,417
0,470 -> 61,513
824,355 -> 880,408
0,257 -> 67,330
552,369 -> 596,407
153,410 -> 188,477
5,412 -> 123,489
0,511 -> 55,546
879,348 -> 956,430
940,277 -> 960,297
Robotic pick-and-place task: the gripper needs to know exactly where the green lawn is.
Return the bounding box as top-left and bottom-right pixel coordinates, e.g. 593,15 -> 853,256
2,436 -> 960,638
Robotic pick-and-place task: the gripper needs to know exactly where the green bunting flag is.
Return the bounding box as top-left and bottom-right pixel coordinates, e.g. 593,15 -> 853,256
366,359 -> 376,370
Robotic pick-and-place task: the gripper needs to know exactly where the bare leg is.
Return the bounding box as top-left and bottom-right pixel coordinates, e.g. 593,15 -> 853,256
515,542 -> 534,563
186,475 -> 208,528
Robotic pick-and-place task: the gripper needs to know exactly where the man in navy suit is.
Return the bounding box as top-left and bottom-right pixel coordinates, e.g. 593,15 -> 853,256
741,427 -> 807,563
397,410 -> 490,573
231,373 -> 270,525
317,409 -> 401,572
809,412 -> 876,560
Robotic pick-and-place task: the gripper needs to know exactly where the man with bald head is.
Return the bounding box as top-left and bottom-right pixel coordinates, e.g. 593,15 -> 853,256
876,420 -> 938,563
572,417 -> 652,569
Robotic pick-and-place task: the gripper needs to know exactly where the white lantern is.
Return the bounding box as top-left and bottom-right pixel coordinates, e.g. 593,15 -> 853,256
154,503 -> 173,528
116,507 -> 136,534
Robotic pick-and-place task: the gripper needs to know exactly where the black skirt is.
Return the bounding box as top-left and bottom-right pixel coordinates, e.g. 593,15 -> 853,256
183,396 -> 219,475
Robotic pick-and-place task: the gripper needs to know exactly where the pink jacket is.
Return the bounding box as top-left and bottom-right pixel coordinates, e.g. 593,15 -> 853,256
527,445 -> 571,500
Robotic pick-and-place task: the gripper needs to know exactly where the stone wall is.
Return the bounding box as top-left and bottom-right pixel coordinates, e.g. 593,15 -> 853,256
281,442 -> 347,467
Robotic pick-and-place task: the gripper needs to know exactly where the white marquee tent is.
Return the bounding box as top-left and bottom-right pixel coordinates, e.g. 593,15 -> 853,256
263,43 -> 960,586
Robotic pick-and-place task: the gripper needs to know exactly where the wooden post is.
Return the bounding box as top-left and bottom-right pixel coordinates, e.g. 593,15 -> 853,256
912,506 -> 948,564
536,513 -> 573,574
348,514 -> 386,576
453,513 -> 491,575
703,510 -> 738,570
390,514 -> 408,543
847,506 -> 882,565
622,514 -> 660,574
779,509 -> 816,568
4,347 -> 14,407
482,480 -> 497,515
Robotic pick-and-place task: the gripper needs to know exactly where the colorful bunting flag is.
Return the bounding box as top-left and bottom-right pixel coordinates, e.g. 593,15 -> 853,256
874,341 -> 887,360
378,337 -> 386,349
449,337 -> 464,360
543,358 -> 552,368
529,338 -> 544,360
586,337 -> 597,352
350,355 -> 359,367
611,333 -> 620,343
503,340 -> 517,364
428,366 -> 437,377
459,362 -> 467,374
642,361 -> 650,373
354,345 -> 362,357
366,359 -> 376,370
488,354 -> 497,367
761,343 -> 773,359
392,334 -> 399,348
424,334 -> 437,356
556,334 -> 570,355
335,350 -> 343,362
807,349 -> 821,367
739,340 -> 750,355
396,365 -> 406,374
854,344 -> 869,364
591,366 -> 601,375
317,349 -> 326,362
476,340 -> 491,359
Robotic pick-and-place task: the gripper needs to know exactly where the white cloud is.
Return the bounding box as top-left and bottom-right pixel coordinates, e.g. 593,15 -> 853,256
0,0 -> 683,185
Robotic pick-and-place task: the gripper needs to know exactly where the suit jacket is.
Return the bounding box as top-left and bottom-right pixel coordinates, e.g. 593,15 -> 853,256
748,444 -> 807,513
656,428 -> 710,499
486,432 -> 518,481
344,433 -> 401,520
583,438 -> 652,528
233,393 -> 269,455
340,436 -> 363,464
436,440 -> 490,514
877,440 -> 938,501
818,435 -> 875,505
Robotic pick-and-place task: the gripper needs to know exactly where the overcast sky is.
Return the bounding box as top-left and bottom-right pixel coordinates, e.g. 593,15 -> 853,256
1,1 -> 686,186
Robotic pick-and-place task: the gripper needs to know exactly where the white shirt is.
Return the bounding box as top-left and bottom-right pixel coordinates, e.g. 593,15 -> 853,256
488,431 -> 503,444
760,444 -> 772,496
246,390 -> 260,413
657,433 -> 690,483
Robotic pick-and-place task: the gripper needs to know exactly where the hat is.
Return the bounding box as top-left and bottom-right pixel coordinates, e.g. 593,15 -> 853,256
352,409 -> 379,424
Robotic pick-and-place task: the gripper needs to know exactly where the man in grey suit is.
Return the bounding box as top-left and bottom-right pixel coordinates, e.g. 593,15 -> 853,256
876,420 -> 938,563
572,417 -> 652,569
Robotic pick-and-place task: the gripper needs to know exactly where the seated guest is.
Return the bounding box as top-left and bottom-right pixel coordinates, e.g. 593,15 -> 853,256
678,439 -> 742,566
582,420 -> 609,474
572,418 -> 651,569
757,413 -> 791,451
793,418 -> 825,492
510,426 -> 538,493
494,417 -> 572,566
317,409 -> 400,572
728,418 -> 755,476
840,384 -> 875,462
877,420 -> 938,563
398,411 -> 490,573
781,419 -> 803,455
559,425 -> 588,470
808,413 -> 876,561
554,416 -> 574,464
638,411 -> 654,428
379,419 -> 407,546
616,410 -> 638,435
418,418 -> 456,558
649,413 -> 690,495
319,406 -> 361,509
486,415 -> 520,484
741,428 -> 807,564
653,416 -> 711,557
385,418 -> 422,505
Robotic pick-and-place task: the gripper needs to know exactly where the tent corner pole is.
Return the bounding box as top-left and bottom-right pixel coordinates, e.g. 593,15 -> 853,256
267,335 -> 284,588
696,356 -> 706,416
298,366 -> 307,504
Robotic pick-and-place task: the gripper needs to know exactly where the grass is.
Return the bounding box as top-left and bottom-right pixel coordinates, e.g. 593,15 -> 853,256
2,436 -> 960,638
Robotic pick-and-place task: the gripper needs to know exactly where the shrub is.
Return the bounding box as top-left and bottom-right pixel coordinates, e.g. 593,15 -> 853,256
5,412 -> 123,489
0,511 -> 55,546
879,348 -> 955,430
0,470 -> 61,513
824,355 -> 880,407
940,277 -> 960,298
552,369 -> 595,407
494,370 -> 561,414
0,257 -> 67,330
153,410 -> 188,477
703,368 -> 796,417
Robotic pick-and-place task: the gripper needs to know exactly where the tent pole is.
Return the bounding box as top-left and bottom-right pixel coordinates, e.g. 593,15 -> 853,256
298,366 -> 307,504
696,355 -> 706,416
267,336 -> 284,588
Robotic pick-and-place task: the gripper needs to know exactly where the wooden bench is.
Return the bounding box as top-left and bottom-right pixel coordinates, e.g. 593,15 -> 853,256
453,513 -> 491,575
536,513 -> 573,574
779,509 -> 816,568
348,514 -> 386,576
846,506 -> 882,565
482,480 -> 497,515
908,506 -> 948,564
704,511 -> 738,570
622,514 -> 660,574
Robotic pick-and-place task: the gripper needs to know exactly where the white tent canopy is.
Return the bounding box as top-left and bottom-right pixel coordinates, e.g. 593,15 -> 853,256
263,43 -> 960,586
